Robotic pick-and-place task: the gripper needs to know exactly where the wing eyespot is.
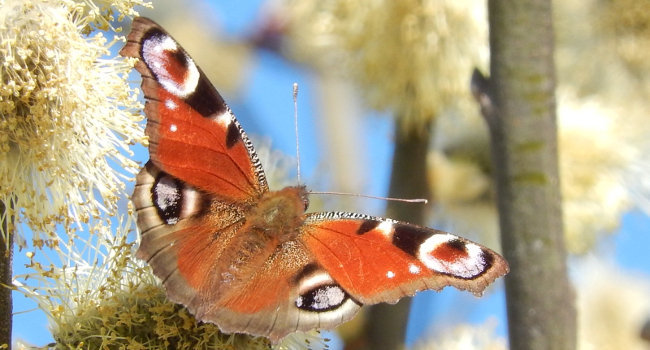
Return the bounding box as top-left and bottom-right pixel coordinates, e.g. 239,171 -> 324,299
295,284 -> 349,312
293,264 -> 360,314
152,174 -> 183,224
151,172 -> 205,225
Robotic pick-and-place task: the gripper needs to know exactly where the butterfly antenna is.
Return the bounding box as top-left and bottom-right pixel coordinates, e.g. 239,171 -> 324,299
293,83 -> 302,184
309,190 -> 428,204
292,83 -> 424,205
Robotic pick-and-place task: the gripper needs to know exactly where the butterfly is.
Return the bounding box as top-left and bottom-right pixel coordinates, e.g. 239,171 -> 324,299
121,17 -> 509,343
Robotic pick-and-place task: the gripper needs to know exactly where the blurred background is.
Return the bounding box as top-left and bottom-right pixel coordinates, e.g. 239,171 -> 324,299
10,0 -> 650,348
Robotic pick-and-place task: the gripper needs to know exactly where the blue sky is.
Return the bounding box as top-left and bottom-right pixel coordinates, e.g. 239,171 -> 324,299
12,1 -> 650,348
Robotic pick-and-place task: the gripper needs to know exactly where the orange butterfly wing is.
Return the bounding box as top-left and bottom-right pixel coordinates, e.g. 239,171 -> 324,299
121,17 -> 267,202
301,212 -> 509,304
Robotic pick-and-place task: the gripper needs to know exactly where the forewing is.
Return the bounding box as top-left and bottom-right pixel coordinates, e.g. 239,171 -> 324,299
300,212 -> 509,304
121,17 -> 267,202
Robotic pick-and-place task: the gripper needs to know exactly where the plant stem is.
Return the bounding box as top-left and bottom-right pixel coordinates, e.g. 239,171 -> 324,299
0,200 -> 12,347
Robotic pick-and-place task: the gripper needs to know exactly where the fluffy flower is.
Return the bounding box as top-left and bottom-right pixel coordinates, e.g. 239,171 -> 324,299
593,0 -> 650,77
275,331 -> 330,350
556,91 -> 638,253
575,259 -> 650,350
0,0 -> 148,243
281,0 -> 486,131
411,320 -> 506,350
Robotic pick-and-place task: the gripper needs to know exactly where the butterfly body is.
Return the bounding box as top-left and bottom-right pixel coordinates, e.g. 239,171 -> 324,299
123,17 -> 508,342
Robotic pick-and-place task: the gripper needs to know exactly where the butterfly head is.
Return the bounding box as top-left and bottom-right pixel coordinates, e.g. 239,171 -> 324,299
299,186 -> 310,211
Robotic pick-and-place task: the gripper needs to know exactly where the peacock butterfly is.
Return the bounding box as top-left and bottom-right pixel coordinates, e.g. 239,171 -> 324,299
121,17 -> 509,343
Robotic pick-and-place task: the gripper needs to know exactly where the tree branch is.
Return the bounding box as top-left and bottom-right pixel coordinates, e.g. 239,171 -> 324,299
356,121 -> 432,350
477,0 -> 577,348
